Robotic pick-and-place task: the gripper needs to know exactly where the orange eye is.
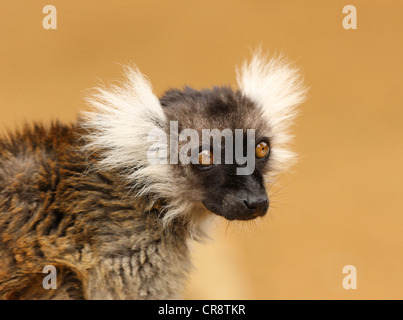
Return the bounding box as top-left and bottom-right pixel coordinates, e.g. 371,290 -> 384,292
256,141 -> 270,159
198,150 -> 214,166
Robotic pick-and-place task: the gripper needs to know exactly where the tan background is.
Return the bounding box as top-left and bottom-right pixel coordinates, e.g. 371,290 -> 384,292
1,0 -> 402,299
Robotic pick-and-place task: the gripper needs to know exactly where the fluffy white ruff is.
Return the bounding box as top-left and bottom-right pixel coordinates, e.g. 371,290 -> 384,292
236,52 -> 307,174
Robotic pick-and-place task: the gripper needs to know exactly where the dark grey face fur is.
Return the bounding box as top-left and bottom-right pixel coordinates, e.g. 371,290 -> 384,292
160,86 -> 271,221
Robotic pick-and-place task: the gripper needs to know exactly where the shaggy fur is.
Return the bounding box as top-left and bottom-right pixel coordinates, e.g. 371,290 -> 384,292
0,53 -> 306,299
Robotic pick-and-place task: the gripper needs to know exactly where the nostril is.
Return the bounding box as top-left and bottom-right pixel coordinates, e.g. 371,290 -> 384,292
244,198 -> 269,215
243,200 -> 257,212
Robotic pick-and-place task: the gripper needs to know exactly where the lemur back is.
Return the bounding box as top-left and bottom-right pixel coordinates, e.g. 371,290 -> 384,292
0,124 -> 190,299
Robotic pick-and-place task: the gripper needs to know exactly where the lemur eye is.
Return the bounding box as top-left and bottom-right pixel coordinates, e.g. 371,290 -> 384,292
256,141 -> 270,159
198,150 -> 214,166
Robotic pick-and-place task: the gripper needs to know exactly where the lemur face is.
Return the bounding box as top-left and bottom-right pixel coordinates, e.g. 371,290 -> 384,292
160,87 -> 271,221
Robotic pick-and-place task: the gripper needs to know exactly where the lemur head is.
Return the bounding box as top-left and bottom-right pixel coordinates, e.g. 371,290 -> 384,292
159,86 -> 270,221
83,52 -> 306,230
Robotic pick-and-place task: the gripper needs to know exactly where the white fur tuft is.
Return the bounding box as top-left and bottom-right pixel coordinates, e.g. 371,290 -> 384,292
82,66 -> 167,178
82,66 -> 203,235
236,51 -> 307,174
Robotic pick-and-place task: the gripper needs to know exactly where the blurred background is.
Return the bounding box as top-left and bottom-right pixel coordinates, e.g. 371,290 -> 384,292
1,0 -> 402,299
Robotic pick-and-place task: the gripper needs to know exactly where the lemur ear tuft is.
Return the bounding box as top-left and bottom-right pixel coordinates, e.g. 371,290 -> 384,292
81,65 -> 167,172
236,50 -> 307,174
81,67 -> 196,231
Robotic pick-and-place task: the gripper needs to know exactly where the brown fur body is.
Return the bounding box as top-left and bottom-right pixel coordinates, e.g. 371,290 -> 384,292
0,123 -> 190,299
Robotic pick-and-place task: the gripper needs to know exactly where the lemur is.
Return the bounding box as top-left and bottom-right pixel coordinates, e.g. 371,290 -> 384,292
0,52 -> 306,299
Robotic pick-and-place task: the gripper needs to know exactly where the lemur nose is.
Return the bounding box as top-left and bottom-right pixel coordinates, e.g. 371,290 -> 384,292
243,197 -> 269,216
